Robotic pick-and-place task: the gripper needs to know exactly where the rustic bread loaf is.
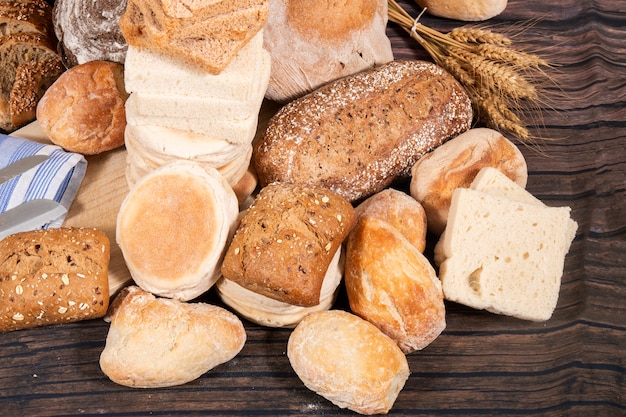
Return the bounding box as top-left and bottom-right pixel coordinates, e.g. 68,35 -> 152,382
254,60 -> 473,202
52,0 -> 128,67
37,60 -> 128,155
287,310 -> 410,415
410,127 -> 528,235
416,0 -> 508,21
100,286 -> 246,388
0,0 -> 55,38
355,188 -> 428,253
263,0 -> 394,102
117,161 -> 239,301
119,0 -> 269,74
0,227 -> 110,333
345,216 -> 446,353
220,182 -> 356,308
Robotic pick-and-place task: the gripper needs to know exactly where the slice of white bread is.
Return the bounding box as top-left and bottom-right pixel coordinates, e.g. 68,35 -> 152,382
434,167 -> 577,321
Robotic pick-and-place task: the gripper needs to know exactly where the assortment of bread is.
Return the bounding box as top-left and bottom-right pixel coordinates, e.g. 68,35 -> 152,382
0,0 -> 581,414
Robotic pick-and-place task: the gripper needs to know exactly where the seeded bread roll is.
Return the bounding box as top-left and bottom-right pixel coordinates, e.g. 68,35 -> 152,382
287,310 -> 410,415
410,128 -> 527,235
345,216 -> 445,353
220,182 -> 356,307
37,60 -> 128,155
254,60 -> 473,202
100,286 -> 246,388
0,227 -> 110,333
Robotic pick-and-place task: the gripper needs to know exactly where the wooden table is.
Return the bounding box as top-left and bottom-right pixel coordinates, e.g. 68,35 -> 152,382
2,0 -> 625,415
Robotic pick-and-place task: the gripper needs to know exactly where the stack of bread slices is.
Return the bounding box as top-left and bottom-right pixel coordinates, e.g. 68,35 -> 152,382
0,0 -> 64,133
119,0 -> 271,197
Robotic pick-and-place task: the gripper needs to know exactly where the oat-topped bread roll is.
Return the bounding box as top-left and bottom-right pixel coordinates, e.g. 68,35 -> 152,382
100,286 -> 246,388
288,310 -> 410,415
117,160 -> 239,301
263,0 -> 394,102
52,0 -> 128,67
345,216 -> 446,353
119,0 -> 269,74
218,182 -> 356,327
254,60 -> 473,202
0,227 -> 110,333
410,128 -> 527,235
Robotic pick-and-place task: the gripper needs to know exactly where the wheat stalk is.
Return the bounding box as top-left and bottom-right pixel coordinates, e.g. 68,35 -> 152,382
388,0 -> 552,141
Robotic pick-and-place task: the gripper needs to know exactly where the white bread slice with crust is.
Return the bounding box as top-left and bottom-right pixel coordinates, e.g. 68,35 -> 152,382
435,167 -> 577,322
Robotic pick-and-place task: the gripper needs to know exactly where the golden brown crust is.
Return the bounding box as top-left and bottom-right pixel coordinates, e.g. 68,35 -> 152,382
0,227 -> 110,332
221,182 -> 356,307
416,0 -> 507,21
344,216 -> 446,353
36,60 -> 128,155
355,188 -> 428,253
254,60 -> 473,202
287,310 -> 410,415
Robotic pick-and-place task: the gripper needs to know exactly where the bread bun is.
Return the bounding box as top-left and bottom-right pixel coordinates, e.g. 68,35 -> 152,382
287,310 -> 410,415
37,60 -> 128,155
345,216 -> 445,353
410,128 -> 527,235
263,0 -> 393,102
416,0 -> 508,21
0,227 -> 110,332
254,60 -> 472,202
355,188 -> 428,253
100,286 -> 246,388
116,160 -> 239,301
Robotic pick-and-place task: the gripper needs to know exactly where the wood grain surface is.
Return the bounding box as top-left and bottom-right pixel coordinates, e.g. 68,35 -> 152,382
2,0 -> 625,415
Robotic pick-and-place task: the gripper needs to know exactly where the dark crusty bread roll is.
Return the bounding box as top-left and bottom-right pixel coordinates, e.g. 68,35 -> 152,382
345,216 -> 446,353
263,0 -> 394,102
100,286 -> 246,388
287,310 -> 410,415
355,188 -> 428,253
0,227 -> 110,333
221,182 -> 356,307
254,60 -> 473,202
53,0 -> 128,67
37,60 -> 128,155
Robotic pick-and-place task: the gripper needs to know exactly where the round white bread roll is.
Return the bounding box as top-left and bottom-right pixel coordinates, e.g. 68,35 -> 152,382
415,0 -> 508,21
100,286 -> 246,388
116,160 -> 239,301
287,310 -> 410,415
410,127 -> 527,235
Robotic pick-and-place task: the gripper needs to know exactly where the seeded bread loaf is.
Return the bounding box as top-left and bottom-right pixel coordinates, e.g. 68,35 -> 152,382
0,0 -> 55,38
0,227 -> 111,333
254,60 -> 473,202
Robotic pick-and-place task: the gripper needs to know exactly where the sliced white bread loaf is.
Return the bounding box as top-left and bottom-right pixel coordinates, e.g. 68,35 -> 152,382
435,168 -> 577,322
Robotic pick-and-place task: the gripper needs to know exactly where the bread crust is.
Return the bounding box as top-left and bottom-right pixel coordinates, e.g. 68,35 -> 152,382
287,310 -> 410,415
100,286 -> 246,388
416,0 -> 508,21
221,182 -> 356,307
410,127 -> 527,235
37,60 -> 128,155
0,227 -> 110,332
254,60 -> 473,202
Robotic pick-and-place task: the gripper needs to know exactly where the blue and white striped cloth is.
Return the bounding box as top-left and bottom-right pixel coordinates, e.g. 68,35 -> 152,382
0,133 -> 87,228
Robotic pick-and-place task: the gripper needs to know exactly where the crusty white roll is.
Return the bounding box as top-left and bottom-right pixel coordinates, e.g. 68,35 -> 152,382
287,310 -> 410,415
410,127 -> 527,235
415,0 -> 507,21
100,286 -> 246,388
116,160 -> 239,301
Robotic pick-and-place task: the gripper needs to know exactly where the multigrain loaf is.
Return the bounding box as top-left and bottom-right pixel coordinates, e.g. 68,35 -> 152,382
254,60 -> 473,202
410,127 -> 528,234
52,0 -> 128,67
100,286 -> 246,388
263,0 -> 394,102
345,216 -> 446,353
0,0 -> 55,37
287,310 -> 410,415
0,227 -> 110,332
434,170 -> 577,322
117,161 -> 239,301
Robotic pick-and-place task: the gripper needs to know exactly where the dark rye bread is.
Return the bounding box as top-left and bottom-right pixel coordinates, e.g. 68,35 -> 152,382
221,182 -> 356,307
0,227 -> 111,332
254,60 -> 473,202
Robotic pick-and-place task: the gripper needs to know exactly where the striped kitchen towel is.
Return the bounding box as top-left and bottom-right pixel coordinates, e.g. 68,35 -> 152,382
0,133 -> 87,228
